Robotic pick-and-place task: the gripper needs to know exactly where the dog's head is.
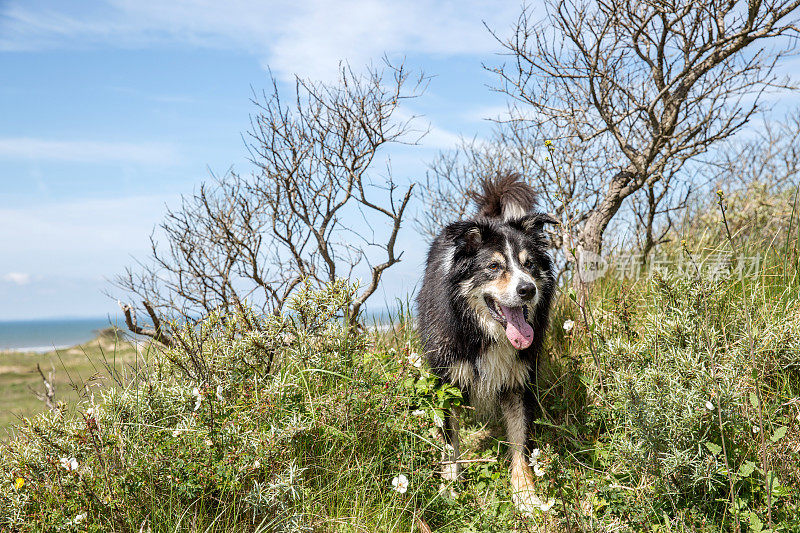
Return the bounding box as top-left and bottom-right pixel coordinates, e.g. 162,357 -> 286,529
445,213 -> 557,349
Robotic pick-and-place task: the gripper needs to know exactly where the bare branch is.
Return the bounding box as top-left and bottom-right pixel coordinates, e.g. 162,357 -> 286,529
423,0 -> 800,303
114,60 -> 425,329
31,363 -> 57,413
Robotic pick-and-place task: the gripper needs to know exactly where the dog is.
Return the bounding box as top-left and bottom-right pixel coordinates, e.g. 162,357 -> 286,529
416,173 -> 556,512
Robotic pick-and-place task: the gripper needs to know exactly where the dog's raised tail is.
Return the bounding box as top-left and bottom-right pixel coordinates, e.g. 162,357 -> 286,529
470,172 -> 537,221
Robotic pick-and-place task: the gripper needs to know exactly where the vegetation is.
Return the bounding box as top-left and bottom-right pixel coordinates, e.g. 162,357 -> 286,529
0,331 -> 137,434
5,2 -> 800,530
3,185 -> 800,530
418,0 -> 800,302
115,62 -> 425,347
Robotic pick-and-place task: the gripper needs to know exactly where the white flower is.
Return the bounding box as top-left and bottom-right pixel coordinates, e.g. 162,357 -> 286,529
534,463 -> 546,477
391,474 -> 409,494
411,409 -> 425,417
563,319 -> 575,332
539,498 -> 555,512
752,425 -> 760,434
253,460 -> 261,469
204,438 -> 213,446
529,448 -> 543,468
172,428 -> 182,437
444,443 -> 454,452
192,386 -> 203,410
59,457 -> 79,472
433,413 -> 444,428
705,400 -> 714,411
580,499 -> 593,515
216,384 -> 224,402
73,513 -> 87,524
407,352 -> 423,368
86,407 -> 96,418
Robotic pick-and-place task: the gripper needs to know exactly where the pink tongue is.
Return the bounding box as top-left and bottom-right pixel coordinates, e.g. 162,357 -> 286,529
500,305 -> 534,349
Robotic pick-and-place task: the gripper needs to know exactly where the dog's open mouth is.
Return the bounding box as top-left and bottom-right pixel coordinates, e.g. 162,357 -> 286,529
484,296 -> 534,350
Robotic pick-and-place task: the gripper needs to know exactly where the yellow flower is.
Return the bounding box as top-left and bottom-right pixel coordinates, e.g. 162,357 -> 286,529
14,477 -> 24,490
544,139 -> 553,147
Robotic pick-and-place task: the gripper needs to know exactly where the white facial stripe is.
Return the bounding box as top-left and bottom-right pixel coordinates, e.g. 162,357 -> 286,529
502,242 -> 537,304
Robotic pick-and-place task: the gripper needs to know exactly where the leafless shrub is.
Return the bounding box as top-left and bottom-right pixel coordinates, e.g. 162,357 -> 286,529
420,0 -> 800,300
115,62 -> 426,344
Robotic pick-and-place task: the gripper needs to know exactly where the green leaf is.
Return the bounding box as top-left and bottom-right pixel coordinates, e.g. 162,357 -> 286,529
772,484 -> 790,498
738,461 -> 756,478
749,392 -> 759,409
770,426 -> 787,443
766,470 -> 779,490
568,288 -> 576,301
704,442 -> 722,455
748,510 -> 763,532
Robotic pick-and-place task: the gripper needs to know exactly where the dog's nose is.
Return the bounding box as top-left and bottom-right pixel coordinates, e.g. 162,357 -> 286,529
516,282 -> 536,300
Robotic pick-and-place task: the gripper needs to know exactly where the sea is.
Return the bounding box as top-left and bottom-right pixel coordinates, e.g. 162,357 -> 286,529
0,310 -> 408,353
0,317 -> 116,353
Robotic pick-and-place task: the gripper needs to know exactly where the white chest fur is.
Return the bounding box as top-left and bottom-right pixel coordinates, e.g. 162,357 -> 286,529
449,340 -> 530,404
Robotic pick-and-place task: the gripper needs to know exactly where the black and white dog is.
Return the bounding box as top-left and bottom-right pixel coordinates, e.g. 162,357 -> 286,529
417,173 -> 556,511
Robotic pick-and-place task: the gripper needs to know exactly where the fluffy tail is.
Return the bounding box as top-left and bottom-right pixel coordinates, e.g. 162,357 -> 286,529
469,172 -> 537,221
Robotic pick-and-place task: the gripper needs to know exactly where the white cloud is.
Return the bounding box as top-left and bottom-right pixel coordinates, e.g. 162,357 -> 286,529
2,272 -> 31,285
0,195 -> 172,278
0,0 -> 521,80
419,123 -> 463,150
461,104 -> 514,123
0,137 -> 179,164
391,108 -> 463,151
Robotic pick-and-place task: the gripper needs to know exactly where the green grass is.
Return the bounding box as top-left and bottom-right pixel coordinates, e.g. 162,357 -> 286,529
1,187 -> 800,531
0,332 -> 138,435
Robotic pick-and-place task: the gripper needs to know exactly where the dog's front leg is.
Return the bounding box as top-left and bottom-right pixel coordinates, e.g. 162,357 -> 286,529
500,389 -> 539,514
440,405 -> 462,482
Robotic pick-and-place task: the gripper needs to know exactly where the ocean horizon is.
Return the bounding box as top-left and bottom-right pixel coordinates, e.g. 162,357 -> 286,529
0,309 -> 408,353
0,317 -> 117,352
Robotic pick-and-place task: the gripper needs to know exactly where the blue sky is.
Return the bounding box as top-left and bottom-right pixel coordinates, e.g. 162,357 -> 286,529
2,1 -> 799,321
0,0 -> 524,320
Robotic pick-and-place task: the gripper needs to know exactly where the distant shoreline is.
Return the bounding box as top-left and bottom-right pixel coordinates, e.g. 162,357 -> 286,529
0,317 -> 113,352
0,344 -> 74,354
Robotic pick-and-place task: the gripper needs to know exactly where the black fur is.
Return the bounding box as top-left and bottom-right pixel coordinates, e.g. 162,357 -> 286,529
468,172 -> 539,219
419,218 -> 555,386
416,173 -> 556,479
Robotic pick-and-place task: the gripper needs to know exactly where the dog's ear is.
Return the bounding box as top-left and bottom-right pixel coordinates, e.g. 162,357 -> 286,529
447,222 -> 485,253
520,213 -> 559,234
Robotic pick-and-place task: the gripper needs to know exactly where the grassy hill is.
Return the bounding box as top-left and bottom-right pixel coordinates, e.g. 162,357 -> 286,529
1,189 -> 799,531
0,330 -> 139,434
0,265 -> 798,531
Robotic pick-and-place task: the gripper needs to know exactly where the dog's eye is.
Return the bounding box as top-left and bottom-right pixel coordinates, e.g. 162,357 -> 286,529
524,258 -> 535,269
487,261 -> 501,272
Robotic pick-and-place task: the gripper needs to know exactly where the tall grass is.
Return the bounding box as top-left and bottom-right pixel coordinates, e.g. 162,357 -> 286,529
2,185 -> 800,531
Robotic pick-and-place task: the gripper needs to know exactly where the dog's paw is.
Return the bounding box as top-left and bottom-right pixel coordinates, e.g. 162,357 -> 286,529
509,460 -> 553,515
511,488 -> 553,515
